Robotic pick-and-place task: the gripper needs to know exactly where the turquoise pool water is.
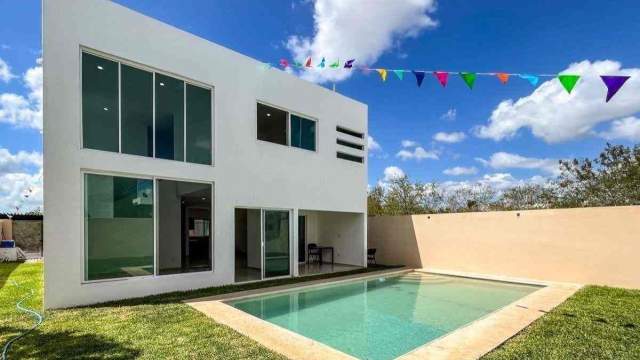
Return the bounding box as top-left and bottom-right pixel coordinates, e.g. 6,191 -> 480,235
229,272 -> 540,360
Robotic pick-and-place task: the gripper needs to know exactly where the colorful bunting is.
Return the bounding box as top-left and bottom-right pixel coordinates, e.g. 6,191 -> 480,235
293,61 -> 303,68
279,59 -> 289,68
434,71 -> 449,87
318,57 -> 326,68
519,74 -> 539,86
376,69 -> 388,82
329,60 -> 340,68
460,72 -> 476,89
496,73 -> 510,84
393,70 -> 404,80
412,71 -> 425,87
600,75 -> 630,102
558,74 -> 580,94
344,59 -> 355,68
304,57 -> 312,67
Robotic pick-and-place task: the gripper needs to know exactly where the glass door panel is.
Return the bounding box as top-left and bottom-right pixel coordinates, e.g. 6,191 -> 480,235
263,210 -> 290,278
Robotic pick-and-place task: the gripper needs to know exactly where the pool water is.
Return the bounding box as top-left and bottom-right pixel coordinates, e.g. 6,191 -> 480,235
229,273 -> 541,360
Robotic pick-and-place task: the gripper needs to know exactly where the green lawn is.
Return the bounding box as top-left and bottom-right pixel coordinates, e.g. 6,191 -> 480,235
2,262 -> 639,359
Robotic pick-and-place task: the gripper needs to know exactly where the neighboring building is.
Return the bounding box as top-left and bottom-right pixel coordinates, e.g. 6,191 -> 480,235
43,0 -> 368,308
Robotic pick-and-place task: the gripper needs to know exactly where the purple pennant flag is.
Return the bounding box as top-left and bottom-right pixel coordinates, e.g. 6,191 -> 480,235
344,59 -> 355,69
601,75 -> 630,102
412,71 -> 426,87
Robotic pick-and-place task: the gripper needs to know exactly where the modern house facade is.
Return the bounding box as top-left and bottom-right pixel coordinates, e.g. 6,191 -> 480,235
43,0 -> 368,308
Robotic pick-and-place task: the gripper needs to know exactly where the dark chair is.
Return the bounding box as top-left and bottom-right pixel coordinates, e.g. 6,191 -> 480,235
307,243 -> 321,264
367,248 -> 377,265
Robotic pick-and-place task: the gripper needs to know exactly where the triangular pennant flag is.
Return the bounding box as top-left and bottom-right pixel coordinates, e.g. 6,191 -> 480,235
519,74 -> 539,86
393,70 -> 404,80
459,72 -> 476,89
433,71 -> 448,87
600,75 -> 630,102
558,74 -> 580,94
376,69 -> 388,82
293,61 -> 303,68
344,59 -> 355,68
412,71 -> 425,87
304,57 -> 312,67
279,59 -> 289,68
318,57 -> 326,68
329,60 -> 340,68
496,73 -> 510,84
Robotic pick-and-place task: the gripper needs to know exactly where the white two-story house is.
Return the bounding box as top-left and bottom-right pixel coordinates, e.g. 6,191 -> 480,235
43,0 -> 368,308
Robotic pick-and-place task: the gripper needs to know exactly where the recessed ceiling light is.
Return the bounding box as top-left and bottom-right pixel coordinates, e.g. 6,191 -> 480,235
159,82 -> 165,86
202,197 -> 207,200
103,107 -> 109,111
266,113 -> 271,117
97,65 -> 103,70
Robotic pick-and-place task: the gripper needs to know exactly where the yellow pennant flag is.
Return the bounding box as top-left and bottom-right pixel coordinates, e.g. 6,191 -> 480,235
376,69 -> 388,82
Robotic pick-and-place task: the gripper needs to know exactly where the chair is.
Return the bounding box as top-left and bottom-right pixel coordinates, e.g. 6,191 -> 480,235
367,248 -> 377,265
307,243 -> 321,264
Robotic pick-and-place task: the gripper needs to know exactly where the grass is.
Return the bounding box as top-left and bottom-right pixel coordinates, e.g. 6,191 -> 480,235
484,286 -> 640,359
3,262 -> 639,359
0,261 -> 396,359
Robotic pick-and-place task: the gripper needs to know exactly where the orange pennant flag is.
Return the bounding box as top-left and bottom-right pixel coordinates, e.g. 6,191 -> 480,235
496,73 -> 510,84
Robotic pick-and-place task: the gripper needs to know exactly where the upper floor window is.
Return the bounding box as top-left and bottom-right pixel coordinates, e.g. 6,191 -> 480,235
82,51 -> 213,165
257,103 -> 316,152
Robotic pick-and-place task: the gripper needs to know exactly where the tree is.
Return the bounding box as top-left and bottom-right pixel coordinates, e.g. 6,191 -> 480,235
367,184 -> 385,216
383,176 -> 426,215
499,183 -> 558,210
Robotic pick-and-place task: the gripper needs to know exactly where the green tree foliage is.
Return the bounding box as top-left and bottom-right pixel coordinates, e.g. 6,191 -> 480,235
368,143 -> 640,216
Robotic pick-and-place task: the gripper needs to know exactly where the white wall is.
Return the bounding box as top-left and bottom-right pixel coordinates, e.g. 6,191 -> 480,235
43,0 -> 367,308
317,212 -> 366,266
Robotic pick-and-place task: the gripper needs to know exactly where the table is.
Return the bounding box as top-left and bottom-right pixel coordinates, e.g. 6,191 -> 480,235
317,246 -> 334,265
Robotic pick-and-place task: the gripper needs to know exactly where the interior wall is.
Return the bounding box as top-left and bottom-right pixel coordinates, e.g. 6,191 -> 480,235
246,209 -> 261,269
316,212 -> 365,266
368,206 -> 640,289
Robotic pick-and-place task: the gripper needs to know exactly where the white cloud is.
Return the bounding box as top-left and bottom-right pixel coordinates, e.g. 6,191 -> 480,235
475,60 -> 640,143
440,108 -> 456,121
401,139 -> 419,148
396,146 -> 438,161
0,148 -> 43,213
441,172 -> 549,195
367,135 -> 381,151
285,0 -> 438,83
443,166 -> 477,176
476,152 -> 560,175
383,166 -> 405,182
598,116 -> 640,142
0,58 -> 42,130
0,57 -> 15,83
433,131 -> 466,143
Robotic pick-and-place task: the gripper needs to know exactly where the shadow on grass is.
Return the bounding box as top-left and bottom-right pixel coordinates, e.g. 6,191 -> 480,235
0,326 -> 140,359
0,261 -> 21,290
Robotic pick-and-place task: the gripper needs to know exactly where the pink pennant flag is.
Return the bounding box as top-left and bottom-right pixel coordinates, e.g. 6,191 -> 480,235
279,59 -> 289,68
433,71 -> 449,87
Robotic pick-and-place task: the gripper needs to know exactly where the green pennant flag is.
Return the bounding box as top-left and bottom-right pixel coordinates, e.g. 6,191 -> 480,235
460,72 -> 477,89
558,75 -> 580,94
329,60 -> 340,68
393,70 -> 404,80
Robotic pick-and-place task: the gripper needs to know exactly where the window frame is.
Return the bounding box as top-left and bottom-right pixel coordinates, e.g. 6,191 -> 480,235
79,47 -> 215,166
80,169 -> 215,284
255,101 -> 318,153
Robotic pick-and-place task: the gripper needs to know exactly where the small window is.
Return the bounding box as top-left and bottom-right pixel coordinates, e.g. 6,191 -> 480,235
82,53 -> 119,152
186,84 -> 212,165
337,139 -> 364,150
155,74 -> 184,161
121,64 -> 153,157
336,126 -> 364,139
337,152 -> 363,163
290,114 -> 316,151
257,103 -> 288,146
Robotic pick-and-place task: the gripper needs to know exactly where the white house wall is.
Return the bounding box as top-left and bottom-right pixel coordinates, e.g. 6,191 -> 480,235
43,0 -> 367,308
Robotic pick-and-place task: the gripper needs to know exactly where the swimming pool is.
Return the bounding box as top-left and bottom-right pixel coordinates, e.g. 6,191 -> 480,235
229,272 -> 541,360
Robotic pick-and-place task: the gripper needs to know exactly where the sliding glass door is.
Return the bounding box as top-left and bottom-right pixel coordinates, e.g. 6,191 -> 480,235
263,210 -> 290,279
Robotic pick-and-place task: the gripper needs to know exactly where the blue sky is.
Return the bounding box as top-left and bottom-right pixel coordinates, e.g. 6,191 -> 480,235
1,0 -> 640,211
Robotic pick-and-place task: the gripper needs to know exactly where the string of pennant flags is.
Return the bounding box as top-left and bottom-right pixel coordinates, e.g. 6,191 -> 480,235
271,57 -> 632,103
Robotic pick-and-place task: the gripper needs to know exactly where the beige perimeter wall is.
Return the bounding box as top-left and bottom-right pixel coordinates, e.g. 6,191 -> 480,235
368,206 -> 640,289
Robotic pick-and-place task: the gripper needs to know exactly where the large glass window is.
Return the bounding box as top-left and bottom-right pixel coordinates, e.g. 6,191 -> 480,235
155,74 -> 184,161
257,103 -> 288,146
157,180 -> 212,275
186,84 -> 212,165
84,174 -> 154,281
264,210 -> 290,278
82,53 -> 119,152
121,65 -> 153,157
290,114 -> 316,151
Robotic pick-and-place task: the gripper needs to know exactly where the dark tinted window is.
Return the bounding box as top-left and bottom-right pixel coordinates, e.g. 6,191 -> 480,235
337,139 -> 364,150
337,152 -> 364,163
82,53 -> 119,152
291,114 -> 316,151
121,65 -> 153,157
336,126 -> 364,139
257,103 -> 287,145
186,84 -> 212,165
155,74 -> 184,161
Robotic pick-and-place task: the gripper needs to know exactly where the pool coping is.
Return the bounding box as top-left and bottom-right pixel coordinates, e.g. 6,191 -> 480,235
186,268 -> 582,360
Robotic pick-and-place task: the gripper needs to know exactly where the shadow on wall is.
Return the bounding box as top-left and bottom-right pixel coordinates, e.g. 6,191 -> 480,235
367,215 -> 420,268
